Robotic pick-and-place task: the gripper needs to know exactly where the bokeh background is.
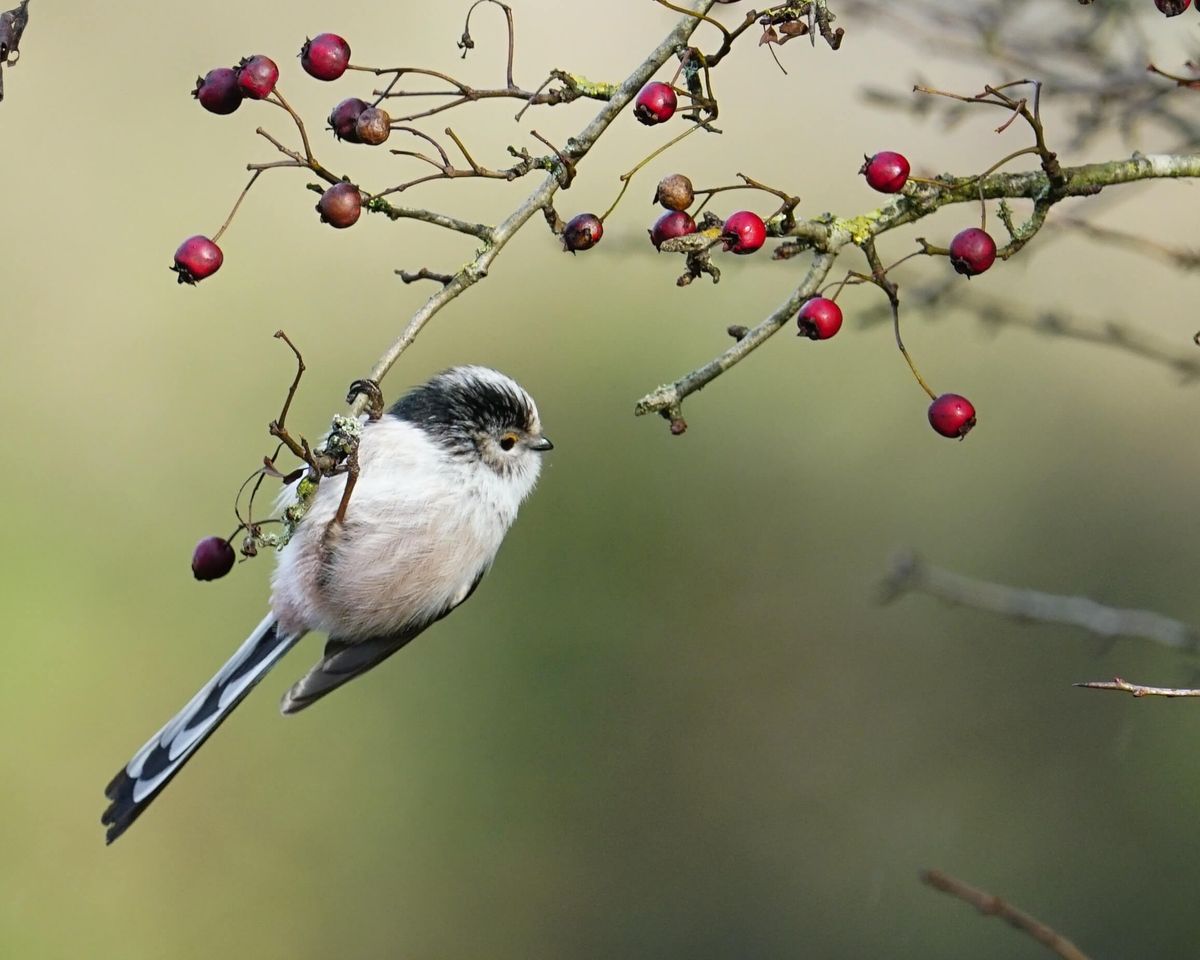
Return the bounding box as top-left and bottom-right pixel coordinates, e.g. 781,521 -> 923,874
3,1 -> 1199,957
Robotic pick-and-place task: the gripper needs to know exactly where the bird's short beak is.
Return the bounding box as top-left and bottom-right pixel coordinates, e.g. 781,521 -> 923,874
527,434 -> 554,451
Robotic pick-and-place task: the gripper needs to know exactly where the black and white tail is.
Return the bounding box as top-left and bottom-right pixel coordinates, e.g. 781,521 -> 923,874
102,615 -> 304,844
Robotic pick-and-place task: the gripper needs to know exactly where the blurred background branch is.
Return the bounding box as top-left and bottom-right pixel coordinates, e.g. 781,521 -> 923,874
881,548 -> 1200,651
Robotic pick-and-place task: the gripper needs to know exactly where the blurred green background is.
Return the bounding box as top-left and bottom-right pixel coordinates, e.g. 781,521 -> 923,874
3,1 -> 1199,957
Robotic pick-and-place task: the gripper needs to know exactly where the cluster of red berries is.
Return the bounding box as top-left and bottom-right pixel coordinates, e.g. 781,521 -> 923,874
173,33 -> 355,285
860,150 -> 982,438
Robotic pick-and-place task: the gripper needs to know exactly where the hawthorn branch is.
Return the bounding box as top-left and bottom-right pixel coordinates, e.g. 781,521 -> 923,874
1074,677 -> 1200,698
880,548 -> 1200,651
635,151 -> 1200,424
346,0 -> 719,409
921,869 -> 1093,960
634,251 -> 837,422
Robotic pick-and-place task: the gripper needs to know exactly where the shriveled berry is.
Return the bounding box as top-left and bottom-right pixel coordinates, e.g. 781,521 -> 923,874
860,151 -> 910,193
928,393 -> 977,439
171,236 -> 223,285
634,81 -> 677,125
355,106 -> 391,145
649,210 -> 697,249
563,213 -> 603,252
236,55 -> 278,100
795,297 -> 843,340
193,67 -> 242,115
317,182 -> 362,228
192,536 -> 235,581
948,227 -> 997,276
1155,0 -> 1190,15
301,33 -> 351,81
722,210 -> 766,255
328,97 -> 368,142
654,173 -> 695,211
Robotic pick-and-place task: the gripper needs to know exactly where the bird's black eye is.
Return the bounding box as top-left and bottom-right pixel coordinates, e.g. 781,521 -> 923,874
499,432 -> 518,451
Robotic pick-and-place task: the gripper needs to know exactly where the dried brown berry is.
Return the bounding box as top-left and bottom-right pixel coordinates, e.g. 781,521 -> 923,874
654,174 -> 695,211
355,106 -> 391,145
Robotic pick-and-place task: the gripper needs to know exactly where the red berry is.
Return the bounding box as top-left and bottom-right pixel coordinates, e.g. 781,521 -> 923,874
948,227 -> 997,276
328,97 -> 368,142
171,236 -> 223,285
795,297 -> 843,340
317,182 -> 362,228
860,151 -> 910,193
355,106 -> 391,145
1155,0 -> 1190,14
192,536 -> 235,581
236,55 -> 278,100
722,210 -> 767,255
192,67 -> 242,115
562,213 -> 603,252
649,210 -> 697,249
928,393 -> 977,439
301,33 -> 351,81
633,81 -> 677,125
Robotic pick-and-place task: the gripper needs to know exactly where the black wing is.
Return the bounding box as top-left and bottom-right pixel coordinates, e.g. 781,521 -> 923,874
279,569 -> 486,715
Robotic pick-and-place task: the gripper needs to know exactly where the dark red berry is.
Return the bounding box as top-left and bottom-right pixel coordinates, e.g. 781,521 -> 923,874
563,213 -> 603,252
654,173 -> 694,211
860,151 -> 910,193
193,67 -> 242,115
317,182 -> 362,228
1155,0 -> 1190,15
328,97 -> 368,142
948,227 -> 997,276
236,55 -> 279,100
649,210 -> 697,249
355,106 -> 391,145
192,536 -> 236,581
928,393 -> 977,439
634,81 -> 677,125
722,210 -> 767,255
795,297 -> 843,340
171,236 -> 223,285
301,33 -> 351,81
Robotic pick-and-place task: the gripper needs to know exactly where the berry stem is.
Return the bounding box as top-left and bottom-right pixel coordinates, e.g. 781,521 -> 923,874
691,174 -> 798,219
264,86 -> 315,163
894,304 -> 938,402
212,169 -> 263,244
859,239 -> 938,401
599,121 -> 705,222
652,0 -> 733,47
968,145 -> 1040,231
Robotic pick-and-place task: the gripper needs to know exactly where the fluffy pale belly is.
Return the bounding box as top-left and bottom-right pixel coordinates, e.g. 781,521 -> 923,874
270,475 -> 505,640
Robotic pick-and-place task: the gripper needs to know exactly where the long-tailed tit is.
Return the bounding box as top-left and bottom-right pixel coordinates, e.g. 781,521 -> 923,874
101,366 -> 552,844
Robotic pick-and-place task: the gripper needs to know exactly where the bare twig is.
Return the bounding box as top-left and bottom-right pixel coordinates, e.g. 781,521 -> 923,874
880,548 -> 1200,651
397,268 -> 455,285
921,869 -> 1093,960
1075,677 -> 1200,698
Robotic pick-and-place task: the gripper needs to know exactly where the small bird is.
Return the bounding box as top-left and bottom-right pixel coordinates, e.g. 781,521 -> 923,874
102,366 -> 552,844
